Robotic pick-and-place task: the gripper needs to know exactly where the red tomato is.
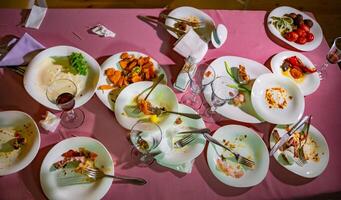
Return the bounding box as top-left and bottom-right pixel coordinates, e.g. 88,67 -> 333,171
287,56 -> 300,66
300,24 -> 310,32
284,31 -> 299,42
296,36 -> 307,44
306,32 -> 314,42
296,29 -> 307,37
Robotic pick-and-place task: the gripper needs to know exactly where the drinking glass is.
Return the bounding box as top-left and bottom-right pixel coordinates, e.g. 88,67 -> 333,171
181,58 -> 216,110
130,120 -> 162,165
204,76 -> 239,118
319,37 -> 341,79
46,79 -> 85,129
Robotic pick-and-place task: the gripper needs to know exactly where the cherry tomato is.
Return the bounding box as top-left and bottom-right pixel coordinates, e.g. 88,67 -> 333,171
296,28 -> 307,37
286,56 -> 300,66
299,24 -> 310,32
306,32 -> 314,42
296,36 -> 307,44
284,31 -> 299,42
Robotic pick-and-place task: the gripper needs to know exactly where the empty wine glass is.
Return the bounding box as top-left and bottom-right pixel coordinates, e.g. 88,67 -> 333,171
203,76 -> 238,119
130,120 -> 162,166
46,79 -> 85,129
181,58 -> 216,110
319,37 -> 341,79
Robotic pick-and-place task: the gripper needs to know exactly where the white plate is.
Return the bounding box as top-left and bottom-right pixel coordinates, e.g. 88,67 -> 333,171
271,51 -> 320,96
203,56 -> 272,123
0,111 -> 40,176
40,137 -> 113,200
24,45 -> 100,110
155,104 -> 206,165
114,81 -> 178,130
270,124 -> 329,178
165,6 -> 215,41
251,73 -> 305,124
267,6 -> 323,51
95,51 -> 167,111
207,125 -> 269,187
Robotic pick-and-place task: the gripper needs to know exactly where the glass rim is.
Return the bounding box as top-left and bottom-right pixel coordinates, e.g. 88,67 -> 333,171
46,78 -> 77,104
130,119 -> 163,151
332,37 -> 341,51
211,76 -> 238,100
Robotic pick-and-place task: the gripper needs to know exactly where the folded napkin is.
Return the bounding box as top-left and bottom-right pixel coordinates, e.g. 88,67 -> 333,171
173,29 -> 207,92
25,5 -> 47,29
173,28 -> 208,63
91,24 -> 116,38
153,126 -> 195,173
0,33 -> 45,67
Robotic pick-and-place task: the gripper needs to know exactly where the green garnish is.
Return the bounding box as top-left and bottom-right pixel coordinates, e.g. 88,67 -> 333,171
69,52 -> 88,76
270,16 -> 294,35
224,61 -> 251,93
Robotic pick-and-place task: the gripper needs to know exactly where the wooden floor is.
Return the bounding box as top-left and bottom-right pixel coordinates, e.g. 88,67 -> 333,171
1,0 -> 340,46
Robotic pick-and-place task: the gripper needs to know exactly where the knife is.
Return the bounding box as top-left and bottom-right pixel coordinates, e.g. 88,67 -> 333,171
269,115 -> 309,156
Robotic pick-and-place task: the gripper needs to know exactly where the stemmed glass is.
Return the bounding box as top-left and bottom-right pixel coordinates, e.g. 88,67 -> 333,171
46,79 -> 85,129
319,37 -> 341,79
181,58 -> 216,110
130,120 -> 162,166
203,76 -> 239,120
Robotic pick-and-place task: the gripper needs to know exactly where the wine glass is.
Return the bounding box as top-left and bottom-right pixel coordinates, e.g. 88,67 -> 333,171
319,37 -> 341,79
181,58 -> 216,110
130,120 -> 162,166
46,79 -> 85,129
203,76 -> 239,120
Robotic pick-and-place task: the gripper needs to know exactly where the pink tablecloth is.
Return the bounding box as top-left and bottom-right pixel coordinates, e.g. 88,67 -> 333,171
0,8 -> 340,200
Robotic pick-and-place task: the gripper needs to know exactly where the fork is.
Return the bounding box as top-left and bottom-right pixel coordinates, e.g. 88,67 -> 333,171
173,134 -> 197,148
159,13 -> 206,27
204,134 -> 255,169
83,168 -> 147,185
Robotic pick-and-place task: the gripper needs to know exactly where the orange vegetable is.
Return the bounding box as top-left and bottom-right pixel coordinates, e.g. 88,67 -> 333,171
117,76 -> 124,87
131,75 -> 142,82
138,100 -> 152,115
290,68 -> 303,79
110,70 -> 122,85
98,85 -> 114,90
119,60 -> 129,69
120,52 -> 129,59
127,61 -> 137,70
105,68 -> 115,76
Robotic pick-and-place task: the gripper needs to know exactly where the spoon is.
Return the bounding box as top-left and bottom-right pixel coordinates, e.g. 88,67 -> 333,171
136,73 -> 165,101
211,24 -> 228,48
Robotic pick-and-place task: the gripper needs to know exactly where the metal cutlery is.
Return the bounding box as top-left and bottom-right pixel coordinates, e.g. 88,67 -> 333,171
270,115 -> 310,156
136,74 -> 164,101
137,15 -> 186,36
159,13 -> 205,28
150,106 -> 201,119
177,128 -> 211,135
173,134 -> 197,148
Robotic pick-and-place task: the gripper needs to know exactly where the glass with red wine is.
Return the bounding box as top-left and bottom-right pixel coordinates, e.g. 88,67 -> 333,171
319,37 -> 341,79
46,79 -> 85,129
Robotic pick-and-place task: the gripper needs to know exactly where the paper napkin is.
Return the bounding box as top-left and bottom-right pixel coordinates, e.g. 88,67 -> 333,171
25,5 -> 47,29
0,33 -> 45,67
91,24 -> 116,38
173,28 -> 208,63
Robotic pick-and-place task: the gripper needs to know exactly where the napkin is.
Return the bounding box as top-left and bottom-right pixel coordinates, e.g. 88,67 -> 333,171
173,29 -> 207,92
24,5 -> 47,29
173,28 -> 208,63
91,24 -> 116,38
0,33 -> 45,67
153,126 -> 195,173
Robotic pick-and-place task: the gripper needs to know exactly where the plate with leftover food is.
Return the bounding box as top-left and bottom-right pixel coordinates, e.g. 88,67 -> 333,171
251,73 -> 305,124
271,51 -> 320,96
267,6 -> 323,51
115,81 -> 178,130
270,124 -> 329,178
24,45 -> 100,110
165,6 -> 215,42
96,51 -> 167,111
40,137 -> 113,200
0,111 -> 40,176
202,56 -> 272,123
155,104 -> 206,166
207,125 -> 269,187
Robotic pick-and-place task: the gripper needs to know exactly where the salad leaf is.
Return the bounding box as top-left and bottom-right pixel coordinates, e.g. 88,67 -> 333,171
224,61 -> 251,93
69,52 -> 88,76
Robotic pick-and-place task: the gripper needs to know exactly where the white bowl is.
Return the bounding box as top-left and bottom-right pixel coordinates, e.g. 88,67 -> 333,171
114,81 -> 178,130
207,125 -> 269,187
40,137 -> 113,200
0,111 -> 40,176
251,73 -> 305,124
271,51 -> 320,96
267,6 -> 323,51
95,51 -> 167,111
24,45 -> 100,110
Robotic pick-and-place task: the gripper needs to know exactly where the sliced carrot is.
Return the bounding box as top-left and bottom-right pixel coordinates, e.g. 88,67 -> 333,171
131,75 -> 142,82
138,57 -> 145,66
127,61 -> 137,70
105,68 -> 115,76
119,60 -> 128,69
142,62 -> 153,69
98,85 -> 114,90
117,76 -> 124,87
120,52 -> 129,59
111,70 -> 122,85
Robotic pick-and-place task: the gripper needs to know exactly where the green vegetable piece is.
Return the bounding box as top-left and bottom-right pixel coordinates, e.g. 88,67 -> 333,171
69,52 -> 89,76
